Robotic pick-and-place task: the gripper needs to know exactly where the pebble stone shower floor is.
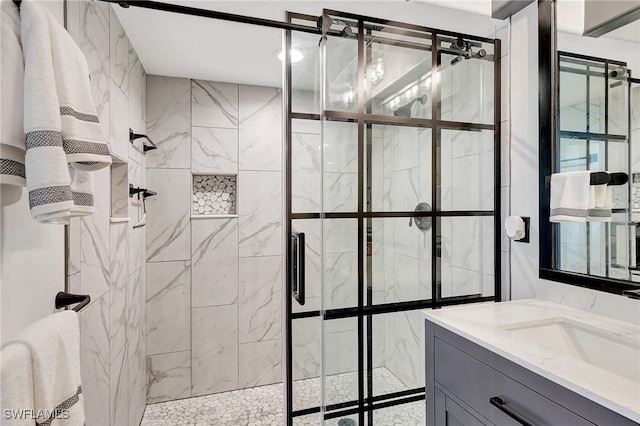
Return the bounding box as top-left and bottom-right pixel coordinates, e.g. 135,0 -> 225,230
141,367 -> 425,426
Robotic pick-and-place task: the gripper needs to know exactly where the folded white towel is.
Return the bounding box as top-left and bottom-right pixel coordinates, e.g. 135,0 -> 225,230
587,183 -> 612,222
0,343 -> 35,426
10,311 -> 85,426
0,0 -> 26,187
69,166 -> 94,217
550,171 -> 593,222
21,0 -> 111,223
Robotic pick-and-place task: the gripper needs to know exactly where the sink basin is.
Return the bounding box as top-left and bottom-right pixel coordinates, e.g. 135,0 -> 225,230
501,317 -> 640,383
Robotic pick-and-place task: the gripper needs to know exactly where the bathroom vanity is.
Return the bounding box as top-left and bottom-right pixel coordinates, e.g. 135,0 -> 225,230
423,300 -> 640,425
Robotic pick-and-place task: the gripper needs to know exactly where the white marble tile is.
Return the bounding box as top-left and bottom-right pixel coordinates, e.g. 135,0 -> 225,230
292,89 -> 320,115
238,171 -> 282,257
451,129 -> 482,159
146,261 -> 191,355
128,49 -> 145,164
451,153 -> 481,210
109,346 -> 128,426
109,222 -> 127,362
68,217 -> 81,276
451,216 -> 481,271
323,172 -> 357,213
110,163 -> 128,218
127,268 -> 146,426
292,317 -> 321,381
239,256 -> 281,343
324,219 -> 357,254
238,339 -> 282,388
324,329 -> 357,379
79,293 -> 110,426
127,160 -> 144,271
291,132 -> 321,213
109,80 -> 129,161
393,253 -> 420,302
147,76 -> 191,169
324,252 -> 358,310
80,167 -> 110,302
191,127 -> 238,174
191,219 -> 238,307
147,169 -> 191,262
238,85 -> 282,171
192,80 -> 238,129
147,351 -> 192,403
392,169 -> 420,212
392,126 -> 420,171
80,0 -> 110,142
192,305 -> 239,396
109,7 -> 129,95
323,121 -> 358,173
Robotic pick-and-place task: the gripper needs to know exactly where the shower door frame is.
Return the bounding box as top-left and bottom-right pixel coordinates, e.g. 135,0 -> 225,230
285,10 -> 502,425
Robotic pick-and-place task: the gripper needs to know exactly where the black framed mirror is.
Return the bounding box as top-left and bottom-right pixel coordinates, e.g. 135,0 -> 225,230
539,0 -> 640,295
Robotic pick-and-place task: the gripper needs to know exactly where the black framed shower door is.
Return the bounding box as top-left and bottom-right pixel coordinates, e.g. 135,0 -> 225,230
285,9 -> 502,426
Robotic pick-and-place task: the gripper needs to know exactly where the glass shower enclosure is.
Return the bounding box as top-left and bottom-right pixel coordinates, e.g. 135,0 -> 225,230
285,10 -> 501,425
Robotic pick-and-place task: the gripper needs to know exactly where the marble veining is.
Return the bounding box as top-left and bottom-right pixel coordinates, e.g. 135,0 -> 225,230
80,167 -> 110,302
238,339 -> 282,388
147,351 -> 192,403
108,222 -> 127,362
79,294 -> 110,426
127,268 -> 147,426
191,219 -> 238,307
147,169 -> 191,262
109,346 -> 128,426
146,261 -> 191,355
147,76 -> 191,169
80,0 -> 110,141
238,171 -> 282,257
109,7 -> 129,95
192,80 -> 238,128
238,85 -> 282,171
109,80 -> 129,161
192,305 -> 239,396
238,256 -> 282,343
191,127 -> 238,174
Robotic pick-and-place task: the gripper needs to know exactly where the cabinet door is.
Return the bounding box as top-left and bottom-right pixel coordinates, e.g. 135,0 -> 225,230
435,388 -> 491,426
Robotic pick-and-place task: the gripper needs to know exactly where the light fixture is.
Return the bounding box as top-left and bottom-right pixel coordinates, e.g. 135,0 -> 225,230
276,48 -> 304,63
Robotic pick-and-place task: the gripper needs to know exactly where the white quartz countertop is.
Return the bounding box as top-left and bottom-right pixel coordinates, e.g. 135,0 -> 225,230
423,299 -> 640,422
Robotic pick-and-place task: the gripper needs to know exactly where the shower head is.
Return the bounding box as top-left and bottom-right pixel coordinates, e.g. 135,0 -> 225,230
393,94 -> 428,118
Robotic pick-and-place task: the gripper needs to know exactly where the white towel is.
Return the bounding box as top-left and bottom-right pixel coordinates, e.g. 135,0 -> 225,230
0,343 -> 35,426
21,0 -> 111,223
10,311 -> 85,426
0,0 -> 26,187
587,183 -> 612,222
550,171 -> 593,222
69,166 -> 94,217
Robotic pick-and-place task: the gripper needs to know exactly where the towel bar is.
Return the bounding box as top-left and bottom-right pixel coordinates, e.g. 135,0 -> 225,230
55,291 -> 90,312
129,128 -> 158,153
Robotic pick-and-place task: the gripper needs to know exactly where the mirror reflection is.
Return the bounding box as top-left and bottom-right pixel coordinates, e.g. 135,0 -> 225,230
554,4 -> 640,281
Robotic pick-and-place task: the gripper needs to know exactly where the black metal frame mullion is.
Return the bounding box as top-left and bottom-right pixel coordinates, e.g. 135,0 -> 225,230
355,17 -> 366,426
431,34 -> 440,308
586,61 -> 591,275
604,60 -> 610,277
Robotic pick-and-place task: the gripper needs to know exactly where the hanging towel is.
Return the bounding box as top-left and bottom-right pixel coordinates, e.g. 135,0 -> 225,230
0,343 -> 35,426
69,166 -> 94,217
550,171 -> 593,222
587,183 -> 612,222
0,0 -> 26,187
10,311 -> 85,426
21,0 -> 111,223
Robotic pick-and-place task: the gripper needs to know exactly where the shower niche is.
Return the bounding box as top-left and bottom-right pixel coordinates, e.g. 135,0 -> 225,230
192,174 -> 237,217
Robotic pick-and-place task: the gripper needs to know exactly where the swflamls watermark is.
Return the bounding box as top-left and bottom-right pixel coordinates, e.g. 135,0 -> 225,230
3,408 -> 70,420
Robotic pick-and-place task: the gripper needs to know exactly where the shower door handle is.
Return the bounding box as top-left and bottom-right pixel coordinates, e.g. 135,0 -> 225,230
291,232 -> 305,306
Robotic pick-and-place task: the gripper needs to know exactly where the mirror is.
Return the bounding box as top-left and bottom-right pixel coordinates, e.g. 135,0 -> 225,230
541,0 -> 640,289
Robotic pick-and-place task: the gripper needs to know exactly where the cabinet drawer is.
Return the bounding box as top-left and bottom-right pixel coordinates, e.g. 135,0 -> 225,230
435,338 -> 595,426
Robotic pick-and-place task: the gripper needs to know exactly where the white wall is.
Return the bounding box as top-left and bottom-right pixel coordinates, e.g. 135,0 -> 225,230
0,0 -> 65,346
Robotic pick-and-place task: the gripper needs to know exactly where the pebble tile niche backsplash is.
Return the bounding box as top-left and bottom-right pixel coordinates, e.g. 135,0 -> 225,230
193,175 -> 237,215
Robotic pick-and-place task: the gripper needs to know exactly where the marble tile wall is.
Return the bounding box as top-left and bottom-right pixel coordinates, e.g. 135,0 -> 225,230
146,79 -> 283,403
66,3 -> 148,425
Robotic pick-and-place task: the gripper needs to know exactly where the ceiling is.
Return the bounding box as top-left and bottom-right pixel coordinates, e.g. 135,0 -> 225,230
114,0 -> 501,88
602,19 -> 640,44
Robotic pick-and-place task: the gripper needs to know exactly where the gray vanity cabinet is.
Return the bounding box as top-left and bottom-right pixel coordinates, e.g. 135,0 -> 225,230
425,320 -> 639,426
